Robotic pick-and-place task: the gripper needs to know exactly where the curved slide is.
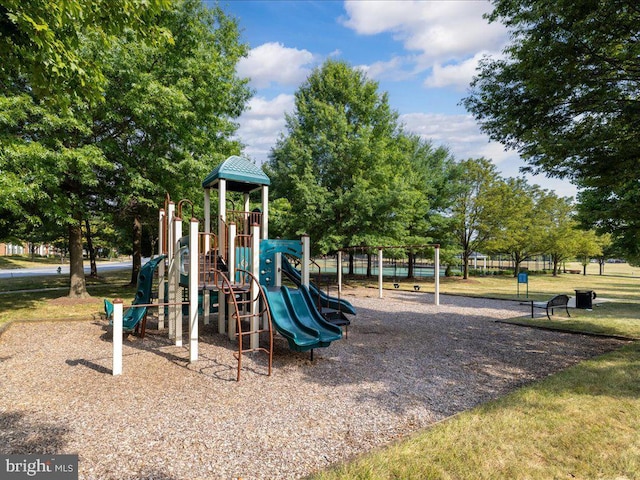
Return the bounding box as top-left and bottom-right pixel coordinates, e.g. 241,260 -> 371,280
281,256 -> 356,316
104,255 -> 166,332
263,285 -> 342,352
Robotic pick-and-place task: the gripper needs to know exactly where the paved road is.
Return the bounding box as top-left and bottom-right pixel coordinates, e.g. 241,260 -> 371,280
0,259 -> 146,279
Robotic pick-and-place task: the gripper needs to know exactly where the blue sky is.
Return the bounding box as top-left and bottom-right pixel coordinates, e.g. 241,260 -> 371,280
210,0 -> 576,198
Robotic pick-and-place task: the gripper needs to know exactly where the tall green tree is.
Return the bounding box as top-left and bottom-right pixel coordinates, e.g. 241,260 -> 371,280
0,0 -> 251,295
266,60 -> 414,255
484,178 -> 548,277
463,0 -> 640,262
449,158 -> 502,280
537,194 -> 580,276
0,0 -> 172,297
0,92 -> 113,296
92,0 -> 251,283
574,230 -> 603,276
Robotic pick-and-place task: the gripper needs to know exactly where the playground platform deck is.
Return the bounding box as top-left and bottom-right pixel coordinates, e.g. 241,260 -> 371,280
0,289 -> 627,479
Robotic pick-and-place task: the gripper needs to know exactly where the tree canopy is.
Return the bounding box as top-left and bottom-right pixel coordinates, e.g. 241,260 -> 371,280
463,0 -> 640,260
266,59 -> 454,255
0,0 -> 172,104
0,0 -> 251,295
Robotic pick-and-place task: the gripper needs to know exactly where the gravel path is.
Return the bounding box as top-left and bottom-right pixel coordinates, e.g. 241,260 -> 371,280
0,288 -> 626,479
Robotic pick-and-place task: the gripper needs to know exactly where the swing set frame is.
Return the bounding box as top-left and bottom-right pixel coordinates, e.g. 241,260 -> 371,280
337,244 -> 440,305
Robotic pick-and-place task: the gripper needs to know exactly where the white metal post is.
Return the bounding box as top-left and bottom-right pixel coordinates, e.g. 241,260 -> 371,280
173,216 -> 182,347
378,248 -> 383,299
203,188 -> 211,327
158,209 -> 166,330
218,179 -> 226,260
337,250 -> 342,294
261,185 -> 269,240
112,299 -> 123,376
227,222 -> 236,341
301,235 -> 310,287
435,245 -> 440,306
167,202 -> 176,340
204,188 -> 211,235
250,223 -> 260,349
189,218 -> 199,362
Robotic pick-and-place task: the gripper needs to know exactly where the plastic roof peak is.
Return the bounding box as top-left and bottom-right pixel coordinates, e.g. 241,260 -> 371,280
202,155 -> 270,193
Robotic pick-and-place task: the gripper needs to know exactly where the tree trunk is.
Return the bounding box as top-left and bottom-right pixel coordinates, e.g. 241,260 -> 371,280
552,258 -> 559,276
408,251 -> 415,279
599,259 -> 604,275
130,214 -> 142,285
462,250 -> 470,280
366,252 -> 372,278
68,220 -> 89,298
513,253 -> 521,277
85,218 -> 98,277
348,252 -> 354,275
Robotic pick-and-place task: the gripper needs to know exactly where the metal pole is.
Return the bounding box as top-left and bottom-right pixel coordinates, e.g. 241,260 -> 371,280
158,209 -> 166,330
112,299 -> 123,376
189,218 -> 198,362
227,222 -> 236,341
378,248 -> 383,299
173,215 -> 182,347
337,250 -> 342,294
434,246 -> 440,306
251,223 -> 260,350
167,202 -> 176,340
301,235 -> 310,287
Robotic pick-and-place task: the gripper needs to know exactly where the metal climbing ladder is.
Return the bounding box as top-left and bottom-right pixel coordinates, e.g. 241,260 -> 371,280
216,268 -> 273,381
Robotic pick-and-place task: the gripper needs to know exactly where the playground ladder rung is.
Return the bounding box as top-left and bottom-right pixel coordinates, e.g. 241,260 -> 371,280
236,327 -> 270,337
233,346 -> 272,357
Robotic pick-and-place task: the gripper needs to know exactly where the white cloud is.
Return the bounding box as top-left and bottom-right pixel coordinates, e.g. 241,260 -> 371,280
237,42 -> 316,88
236,94 -> 295,164
342,0 -> 507,88
400,111 -> 578,197
401,112 -> 489,157
356,56 -> 414,81
424,51 -> 489,90
343,0 -> 506,60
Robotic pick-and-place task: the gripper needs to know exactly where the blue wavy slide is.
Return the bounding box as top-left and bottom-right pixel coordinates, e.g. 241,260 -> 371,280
104,255 -> 166,332
281,256 -> 356,315
263,285 -> 342,352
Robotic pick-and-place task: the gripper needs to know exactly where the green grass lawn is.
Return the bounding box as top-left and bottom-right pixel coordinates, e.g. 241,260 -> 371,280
0,270 -> 134,327
0,254 -> 66,269
0,254 -> 126,270
380,269 -> 640,302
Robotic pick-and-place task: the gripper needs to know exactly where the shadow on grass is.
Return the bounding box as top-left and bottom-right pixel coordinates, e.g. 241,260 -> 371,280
540,342 -> 640,399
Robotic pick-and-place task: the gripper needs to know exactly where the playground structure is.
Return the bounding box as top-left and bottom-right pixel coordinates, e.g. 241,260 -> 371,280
110,156 -> 354,380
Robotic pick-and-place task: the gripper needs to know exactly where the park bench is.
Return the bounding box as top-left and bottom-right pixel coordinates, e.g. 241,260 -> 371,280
530,294 -> 570,320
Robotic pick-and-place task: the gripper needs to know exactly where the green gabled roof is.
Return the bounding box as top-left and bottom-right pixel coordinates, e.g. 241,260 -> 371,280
202,155 -> 270,193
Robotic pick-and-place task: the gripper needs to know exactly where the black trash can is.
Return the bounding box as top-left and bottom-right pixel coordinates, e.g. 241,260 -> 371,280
575,290 -> 596,309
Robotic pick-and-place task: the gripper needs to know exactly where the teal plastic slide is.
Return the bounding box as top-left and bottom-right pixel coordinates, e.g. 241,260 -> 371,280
281,256 -> 356,315
104,255 -> 166,332
263,285 -> 342,352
